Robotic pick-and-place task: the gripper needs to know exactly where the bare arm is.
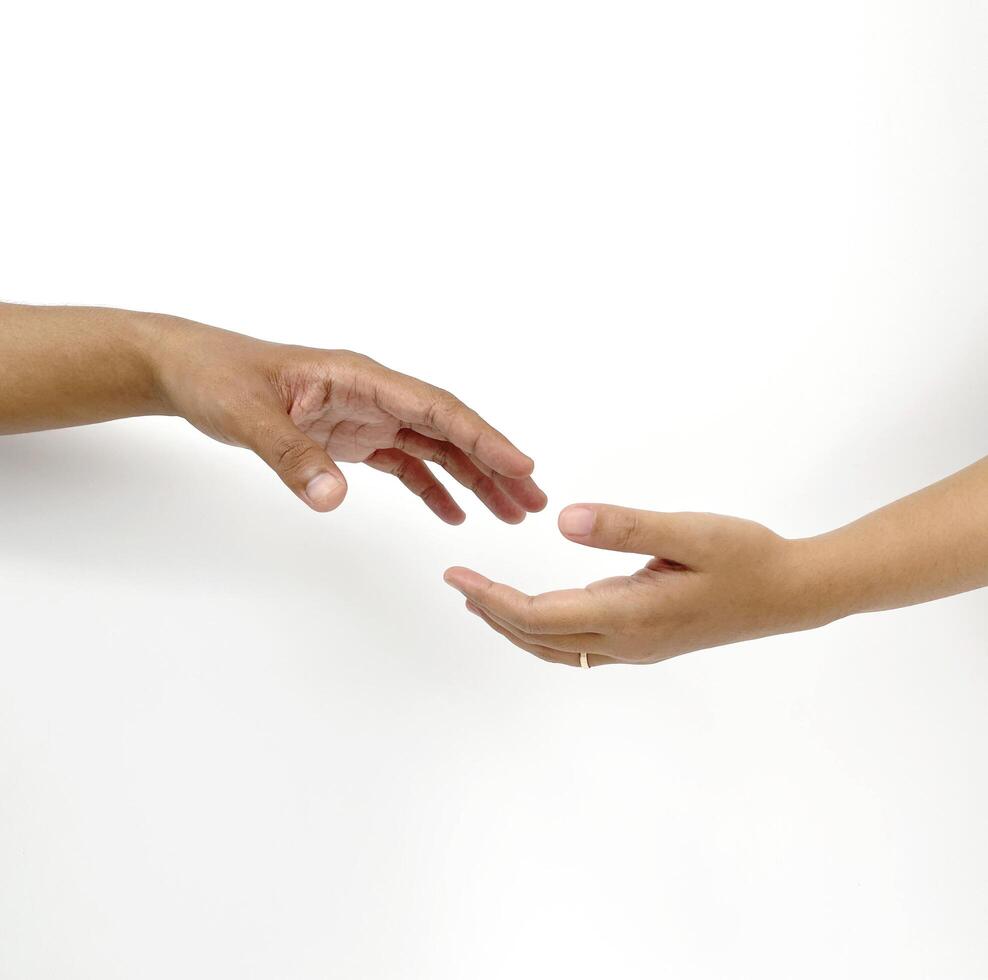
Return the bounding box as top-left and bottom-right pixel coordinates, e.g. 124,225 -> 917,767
811,456 -> 988,615
0,302 -> 165,433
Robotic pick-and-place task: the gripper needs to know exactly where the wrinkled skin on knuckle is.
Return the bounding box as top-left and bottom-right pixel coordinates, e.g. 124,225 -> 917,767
424,388 -> 460,430
419,483 -> 443,504
284,349 -> 374,404
271,434 -> 313,476
397,459 -> 416,483
297,346 -> 373,376
514,597 -> 543,635
612,511 -> 642,551
431,443 -> 452,470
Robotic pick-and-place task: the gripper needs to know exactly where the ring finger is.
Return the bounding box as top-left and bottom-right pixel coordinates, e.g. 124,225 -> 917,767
469,602 -> 608,657
465,602 -> 617,668
395,429 -> 527,523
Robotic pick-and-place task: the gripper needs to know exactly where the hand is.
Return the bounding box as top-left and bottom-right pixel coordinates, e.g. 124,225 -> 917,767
151,316 -> 546,521
444,503 -> 835,666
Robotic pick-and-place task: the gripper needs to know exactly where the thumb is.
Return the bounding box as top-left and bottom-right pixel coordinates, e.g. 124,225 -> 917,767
243,411 -> 348,512
557,503 -> 714,566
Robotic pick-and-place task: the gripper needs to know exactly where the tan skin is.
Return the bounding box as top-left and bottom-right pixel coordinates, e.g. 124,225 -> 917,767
3,302 -> 986,668
445,460 -> 988,667
0,302 -> 547,523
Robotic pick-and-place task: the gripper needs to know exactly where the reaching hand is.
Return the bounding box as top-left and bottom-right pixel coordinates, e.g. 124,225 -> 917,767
9,303 -> 987,635
444,503 -> 828,666
153,317 -> 546,521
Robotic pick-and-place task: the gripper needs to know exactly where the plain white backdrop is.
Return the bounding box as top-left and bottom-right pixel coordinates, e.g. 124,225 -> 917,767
2,1 -> 987,977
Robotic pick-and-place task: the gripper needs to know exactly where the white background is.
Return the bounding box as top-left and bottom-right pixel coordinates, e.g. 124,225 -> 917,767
2,2 -> 987,977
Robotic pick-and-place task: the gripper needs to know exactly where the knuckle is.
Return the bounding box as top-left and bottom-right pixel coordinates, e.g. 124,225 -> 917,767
419,483 -> 441,503
425,390 -> 457,427
614,511 -> 641,550
424,400 -> 443,429
332,349 -> 375,376
431,443 -> 450,469
471,473 -> 494,495
517,596 -> 542,634
392,457 -> 412,482
272,435 -> 314,475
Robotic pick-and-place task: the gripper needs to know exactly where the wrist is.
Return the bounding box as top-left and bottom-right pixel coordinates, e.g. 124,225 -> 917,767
779,532 -> 860,631
121,311 -> 183,417
128,311 -> 217,418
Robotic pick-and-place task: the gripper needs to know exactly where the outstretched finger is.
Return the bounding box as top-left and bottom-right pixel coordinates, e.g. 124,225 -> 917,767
364,449 -> 465,524
472,604 -> 607,656
467,454 -> 548,512
374,371 -> 535,478
558,503 -> 718,566
394,429 -> 527,523
443,567 -> 605,634
402,422 -> 546,511
465,602 -> 616,667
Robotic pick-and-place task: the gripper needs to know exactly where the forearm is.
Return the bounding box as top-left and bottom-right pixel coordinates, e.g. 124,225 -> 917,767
802,457 -> 988,620
0,302 -> 169,434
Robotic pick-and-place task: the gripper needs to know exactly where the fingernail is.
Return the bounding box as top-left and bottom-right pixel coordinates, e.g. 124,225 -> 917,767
305,472 -> 343,507
559,506 -> 594,537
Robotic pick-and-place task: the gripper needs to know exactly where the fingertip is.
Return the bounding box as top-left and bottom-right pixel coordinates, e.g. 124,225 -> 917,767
443,566 -> 490,592
305,497 -> 345,513
558,504 -> 595,538
431,493 -> 466,526
528,488 -> 549,513
494,450 -> 535,480
303,472 -> 348,512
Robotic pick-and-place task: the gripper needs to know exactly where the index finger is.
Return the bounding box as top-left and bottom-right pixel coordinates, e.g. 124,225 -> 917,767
443,567 -> 605,634
374,370 -> 535,479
